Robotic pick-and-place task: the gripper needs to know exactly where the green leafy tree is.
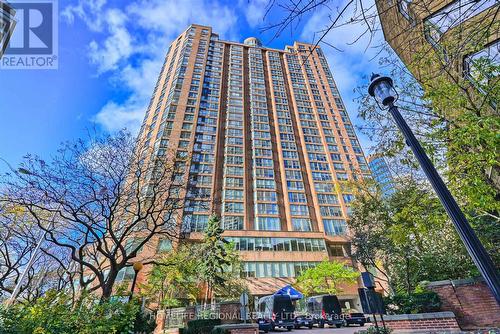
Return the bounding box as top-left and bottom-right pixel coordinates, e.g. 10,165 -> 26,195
142,216 -> 244,309
355,50 -> 499,270
345,179 -> 395,294
295,260 -> 359,296
200,215 -> 244,305
141,244 -> 202,309
348,178 -> 477,295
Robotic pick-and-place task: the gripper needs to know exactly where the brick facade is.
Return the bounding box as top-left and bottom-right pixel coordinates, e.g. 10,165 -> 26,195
219,302 -> 241,324
427,278 -> 500,329
374,312 -> 461,333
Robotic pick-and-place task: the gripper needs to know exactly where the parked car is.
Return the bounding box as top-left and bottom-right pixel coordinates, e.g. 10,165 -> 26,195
294,313 -> 313,329
256,294 -> 295,332
344,311 -> 367,327
306,295 -> 343,328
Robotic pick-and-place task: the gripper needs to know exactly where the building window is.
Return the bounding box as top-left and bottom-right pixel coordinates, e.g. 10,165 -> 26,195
226,237 -> 326,253
222,216 -> 244,230
224,202 -> 244,213
124,238 -> 145,254
256,203 -> 279,215
424,0 -> 497,61
290,204 -> 309,216
255,179 -> 276,189
342,194 -> 355,203
288,192 -> 307,203
323,219 -> 347,236
292,218 -> 312,231
463,40 -> 499,102
158,239 -> 173,252
320,206 -> 343,217
224,189 -> 244,200
116,266 -> 136,282
183,214 -> 209,232
397,0 -> 414,22
241,262 -> 319,278
329,244 -> 345,257
256,217 -> 281,231
426,0 -> 497,38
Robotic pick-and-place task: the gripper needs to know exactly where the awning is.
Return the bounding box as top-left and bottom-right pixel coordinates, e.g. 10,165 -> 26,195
274,285 -> 303,300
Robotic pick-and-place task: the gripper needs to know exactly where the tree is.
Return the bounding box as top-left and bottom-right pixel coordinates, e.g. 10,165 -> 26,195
142,244 -> 201,308
142,216 -> 244,309
0,290 -> 149,334
263,0 -> 499,206
354,52 -> 499,268
0,204 -> 75,303
343,179 -> 395,294
356,50 -> 499,214
348,178 -> 478,295
200,215 -> 244,305
295,260 -> 359,296
1,130 -> 188,299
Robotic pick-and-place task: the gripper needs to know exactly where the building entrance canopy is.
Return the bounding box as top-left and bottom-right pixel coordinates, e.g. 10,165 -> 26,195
274,285 -> 303,300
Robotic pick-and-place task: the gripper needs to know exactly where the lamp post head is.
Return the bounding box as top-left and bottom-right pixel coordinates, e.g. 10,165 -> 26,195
133,262 -> 143,272
368,73 -> 398,109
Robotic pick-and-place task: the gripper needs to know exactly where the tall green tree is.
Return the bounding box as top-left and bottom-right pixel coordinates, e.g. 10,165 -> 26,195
295,260 -> 359,296
200,215 -> 244,305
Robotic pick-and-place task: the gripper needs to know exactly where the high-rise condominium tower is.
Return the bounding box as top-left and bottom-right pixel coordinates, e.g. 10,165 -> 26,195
137,24 -> 371,307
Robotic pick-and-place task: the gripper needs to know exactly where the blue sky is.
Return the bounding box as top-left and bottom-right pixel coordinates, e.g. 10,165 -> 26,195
0,0 -> 385,171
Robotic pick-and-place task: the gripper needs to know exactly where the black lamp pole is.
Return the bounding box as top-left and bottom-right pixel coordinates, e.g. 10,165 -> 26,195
368,74 -> 500,305
129,262 -> 143,302
129,270 -> 139,302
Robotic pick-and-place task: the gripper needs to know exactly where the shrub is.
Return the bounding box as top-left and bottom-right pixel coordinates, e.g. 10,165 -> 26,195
0,291 -> 154,334
364,326 -> 393,334
184,319 -> 222,334
134,310 -> 157,333
384,291 -> 441,314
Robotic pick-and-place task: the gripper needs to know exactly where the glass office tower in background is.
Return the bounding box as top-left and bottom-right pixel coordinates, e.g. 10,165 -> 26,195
367,154 -> 396,198
136,24 -> 371,307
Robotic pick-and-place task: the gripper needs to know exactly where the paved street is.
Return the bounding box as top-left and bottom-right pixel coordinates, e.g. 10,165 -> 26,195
264,326 -> 365,334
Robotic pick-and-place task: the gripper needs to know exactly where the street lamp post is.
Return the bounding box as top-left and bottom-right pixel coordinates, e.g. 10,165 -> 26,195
368,74 -> 500,305
129,261 -> 143,302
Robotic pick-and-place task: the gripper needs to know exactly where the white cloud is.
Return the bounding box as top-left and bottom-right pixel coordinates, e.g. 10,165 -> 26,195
63,0 -> 239,133
94,100 -> 145,133
127,0 -> 238,40
88,9 -> 133,73
239,0 -> 269,28
61,0 -> 107,31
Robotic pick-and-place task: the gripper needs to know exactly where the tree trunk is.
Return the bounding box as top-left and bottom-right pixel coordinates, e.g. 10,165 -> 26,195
101,282 -> 113,300
405,256 -> 412,295
101,269 -> 118,301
